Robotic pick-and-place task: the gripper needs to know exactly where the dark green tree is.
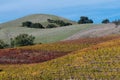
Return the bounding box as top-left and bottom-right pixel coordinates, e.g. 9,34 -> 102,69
102,19 -> 110,24
12,34 -> 35,47
86,19 -> 93,23
46,24 -> 57,28
31,23 -> 44,28
47,19 -> 72,26
22,21 -> 32,27
78,16 -> 94,24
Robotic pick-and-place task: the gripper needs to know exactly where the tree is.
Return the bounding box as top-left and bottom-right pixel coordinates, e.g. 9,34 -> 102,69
102,19 -> 110,24
46,24 -> 57,28
78,16 -> 94,24
22,21 -> 32,27
31,23 -> 44,28
22,21 -> 44,29
0,40 -> 9,49
86,19 -> 93,23
11,34 -> 35,47
47,19 -> 72,26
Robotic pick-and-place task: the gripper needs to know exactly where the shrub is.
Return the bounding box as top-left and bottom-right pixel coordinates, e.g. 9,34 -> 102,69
102,19 -> 110,24
11,34 -> 35,47
0,40 -> 9,49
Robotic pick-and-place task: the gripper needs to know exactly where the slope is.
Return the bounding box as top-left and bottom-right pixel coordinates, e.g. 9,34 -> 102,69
0,23 -> 98,44
64,23 -> 120,40
0,36 -> 119,64
0,36 -> 120,79
0,14 -> 76,28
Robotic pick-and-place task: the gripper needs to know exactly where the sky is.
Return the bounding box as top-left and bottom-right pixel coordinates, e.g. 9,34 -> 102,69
0,0 -> 120,23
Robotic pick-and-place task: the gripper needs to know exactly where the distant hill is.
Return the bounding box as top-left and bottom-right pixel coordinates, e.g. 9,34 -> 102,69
0,14 -> 77,28
0,14 -> 120,44
0,14 -> 78,43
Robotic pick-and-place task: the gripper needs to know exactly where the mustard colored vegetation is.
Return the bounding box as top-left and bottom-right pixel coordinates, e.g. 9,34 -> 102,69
0,36 -> 120,79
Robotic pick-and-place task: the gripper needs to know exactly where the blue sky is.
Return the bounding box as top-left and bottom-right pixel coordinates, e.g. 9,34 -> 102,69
0,0 -> 120,23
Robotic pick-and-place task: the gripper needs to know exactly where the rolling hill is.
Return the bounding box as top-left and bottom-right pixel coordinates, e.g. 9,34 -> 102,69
0,36 -> 119,64
0,14 -> 78,43
0,14 -> 98,44
0,14 -> 76,28
0,14 -> 120,44
0,36 -> 120,79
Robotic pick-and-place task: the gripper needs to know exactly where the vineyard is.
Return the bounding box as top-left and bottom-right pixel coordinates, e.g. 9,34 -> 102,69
0,36 -> 119,64
0,35 -> 120,79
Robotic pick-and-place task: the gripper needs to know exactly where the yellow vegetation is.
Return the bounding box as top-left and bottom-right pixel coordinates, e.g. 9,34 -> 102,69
0,37 -> 120,79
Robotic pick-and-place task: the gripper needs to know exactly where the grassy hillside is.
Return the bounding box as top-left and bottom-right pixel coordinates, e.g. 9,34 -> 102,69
0,22 -> 99,44
0,14 -> 89,44
0,14 -> 76,28
0,36 -> 120,79
0,14 -> 119,44
64,23 -> 120,40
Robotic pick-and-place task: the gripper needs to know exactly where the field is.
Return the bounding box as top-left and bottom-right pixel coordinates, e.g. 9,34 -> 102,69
0,35 -> 120,80
0,36 -> 119,64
